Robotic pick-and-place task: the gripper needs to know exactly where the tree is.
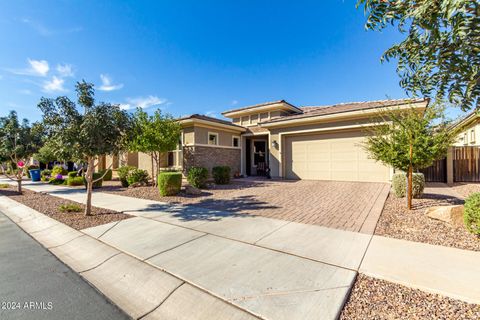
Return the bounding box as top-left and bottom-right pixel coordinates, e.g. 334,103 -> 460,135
128,108 -> 181,186
363,105 -> 455,209
0,111 -> 44,193
358,0 -> 480,110
38,81 -> 131,216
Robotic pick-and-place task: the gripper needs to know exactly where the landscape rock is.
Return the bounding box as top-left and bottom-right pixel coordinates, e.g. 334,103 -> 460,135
425,205 -> 464,227
185,185 -> 202,195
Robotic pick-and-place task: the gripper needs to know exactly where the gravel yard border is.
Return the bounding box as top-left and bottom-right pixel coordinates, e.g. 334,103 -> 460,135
375,192 -> 480,251
0,186 -> 131,230
340,274 -> 480,320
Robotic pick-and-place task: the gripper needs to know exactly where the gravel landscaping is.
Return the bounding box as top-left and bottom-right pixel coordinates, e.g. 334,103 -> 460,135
0,186 -> 131,230
451,183 -> 480,199
340,274 -> 480,320
375,192 -> 480,251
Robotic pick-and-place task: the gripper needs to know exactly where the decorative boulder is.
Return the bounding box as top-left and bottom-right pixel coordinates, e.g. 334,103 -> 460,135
425,205 -> 464,226
185,185 -> 202,195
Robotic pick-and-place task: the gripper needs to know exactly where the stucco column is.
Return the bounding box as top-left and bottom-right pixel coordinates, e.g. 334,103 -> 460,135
446,147 -> 454,184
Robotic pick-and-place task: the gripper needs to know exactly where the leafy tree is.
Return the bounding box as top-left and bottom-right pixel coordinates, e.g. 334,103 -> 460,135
33,143 -> 57,166
363,105 -> 455,209
128,108 -> 181,187
358,0 -> 480,110
0,111 -> 44,193
38,81 -> 131,216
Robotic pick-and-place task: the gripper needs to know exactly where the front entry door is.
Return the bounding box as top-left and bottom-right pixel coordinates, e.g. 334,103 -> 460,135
252,140 -> 267,175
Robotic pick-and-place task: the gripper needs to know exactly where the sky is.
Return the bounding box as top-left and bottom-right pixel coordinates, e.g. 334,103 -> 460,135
0,0 -> 466,122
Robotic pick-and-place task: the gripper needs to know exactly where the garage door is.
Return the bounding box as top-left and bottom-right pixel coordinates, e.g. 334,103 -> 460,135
284,130 -> 390,182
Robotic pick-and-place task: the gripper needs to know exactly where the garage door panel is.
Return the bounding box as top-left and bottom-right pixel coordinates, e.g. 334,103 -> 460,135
285,130 -> 389,182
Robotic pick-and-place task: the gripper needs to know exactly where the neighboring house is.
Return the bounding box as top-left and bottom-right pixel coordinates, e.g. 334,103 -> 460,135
452,111 -> 480,147
101,98 -> 429,183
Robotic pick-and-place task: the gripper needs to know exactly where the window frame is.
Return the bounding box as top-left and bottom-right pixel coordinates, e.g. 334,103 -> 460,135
232,135 -> 240,148
208,132 -> 219,146
471,129 -> 475,144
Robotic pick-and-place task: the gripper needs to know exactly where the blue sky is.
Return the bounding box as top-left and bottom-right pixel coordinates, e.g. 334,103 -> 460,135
0,0 -> 465,122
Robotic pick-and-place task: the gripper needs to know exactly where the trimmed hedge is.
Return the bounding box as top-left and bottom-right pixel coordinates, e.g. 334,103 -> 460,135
127,169 -> 149,186
212,166 -> 231,185
48,177 -> 65,185
158,172 -> 182,196
392,172 -> 425,198
117,166 -> 135,187
83,172 -> 103,189
464,193 -> 480,236
187,166 -> 208,188
67,176 -> 84,186
99,169 -> 112,181
68,171 -> 78,178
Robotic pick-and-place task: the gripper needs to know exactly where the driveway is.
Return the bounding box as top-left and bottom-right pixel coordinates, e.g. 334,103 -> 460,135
181,179 -> 389,234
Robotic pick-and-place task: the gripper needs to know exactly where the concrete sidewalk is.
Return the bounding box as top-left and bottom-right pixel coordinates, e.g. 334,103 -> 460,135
3,178 -> 480,315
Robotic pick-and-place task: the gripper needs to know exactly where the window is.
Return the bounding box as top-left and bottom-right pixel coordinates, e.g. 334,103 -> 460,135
471,129 -> 475,143
208,132 -> 218,145
241,116 -> 249,126
463,132 -> 468,145
167,152 -> 175,167
232,136 -> 240,147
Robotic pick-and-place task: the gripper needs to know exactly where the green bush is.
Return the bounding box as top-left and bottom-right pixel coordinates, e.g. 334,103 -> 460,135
67,171 -> 78,178
49,177 -> 65,185
117,166 -> 135,187
41,169 -> 51,177
83,172 -> 103,189
67,176 -> 84,186
391,172 -> 425,198
464,193 -> 480,236
0,183 -> 9,188
212,166 -> 231,185
127,169 -> 149,186
158,172 -> 182,196
187,166 -> 208,188
99,169 -> 112,181
52,165 -> 68,176
58,203 -> 82,213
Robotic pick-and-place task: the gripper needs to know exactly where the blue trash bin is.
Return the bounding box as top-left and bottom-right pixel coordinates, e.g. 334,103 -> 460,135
29,169 -> 41,182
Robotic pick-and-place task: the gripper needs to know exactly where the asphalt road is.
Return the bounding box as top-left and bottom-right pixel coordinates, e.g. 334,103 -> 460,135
0,211 -> 130,320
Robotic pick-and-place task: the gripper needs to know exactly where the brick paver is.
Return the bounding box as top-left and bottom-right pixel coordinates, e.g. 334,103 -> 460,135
187,179 -> 390,233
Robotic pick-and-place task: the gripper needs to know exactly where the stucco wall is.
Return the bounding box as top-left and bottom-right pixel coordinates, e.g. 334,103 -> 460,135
193,126 -> 240,147
453,120 -> 480,146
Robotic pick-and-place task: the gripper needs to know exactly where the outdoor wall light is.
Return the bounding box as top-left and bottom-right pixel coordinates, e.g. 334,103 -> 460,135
271,140 -> 279,149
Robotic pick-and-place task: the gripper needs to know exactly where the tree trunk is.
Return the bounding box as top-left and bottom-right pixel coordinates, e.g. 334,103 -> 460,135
17,180 -> 22,194
84,157 -> 94,216
151,153 -> 155,187
407,144 -> 413,210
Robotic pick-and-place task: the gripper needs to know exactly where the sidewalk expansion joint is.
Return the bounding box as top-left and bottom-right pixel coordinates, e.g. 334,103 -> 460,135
253,220 -> 292,245
47,234 -> 85,249
143,233 -> 208,261
97,219 -> 124,239
79,252 -> 122,274
137,282 -> 186,320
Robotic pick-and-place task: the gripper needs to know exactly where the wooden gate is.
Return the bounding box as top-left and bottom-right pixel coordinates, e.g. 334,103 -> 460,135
453,146 -> 480,182
420,158 -> 447,182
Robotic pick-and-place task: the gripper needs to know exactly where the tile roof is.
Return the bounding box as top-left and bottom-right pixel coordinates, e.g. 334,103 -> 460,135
221,100 -> 302,115
262,98 -> 428,124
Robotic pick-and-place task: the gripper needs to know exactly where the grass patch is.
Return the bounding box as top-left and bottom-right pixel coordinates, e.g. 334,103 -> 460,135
0,183 -> 9,188
58,203 -> 82,213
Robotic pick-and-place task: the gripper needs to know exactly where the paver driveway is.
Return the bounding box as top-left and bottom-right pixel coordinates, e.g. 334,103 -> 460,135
178,179 -> 390,234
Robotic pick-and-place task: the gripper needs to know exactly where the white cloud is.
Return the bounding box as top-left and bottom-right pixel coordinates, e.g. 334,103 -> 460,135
98,74 -> 123,91
120,95 -> 167,110
43,76 -> 66,92
22,18 -> 82,36
10,59 -> 50,77
205,111 -> 218,118
18,89 -> 32,95
231,100 -> 238,106
56,64 -> 74,77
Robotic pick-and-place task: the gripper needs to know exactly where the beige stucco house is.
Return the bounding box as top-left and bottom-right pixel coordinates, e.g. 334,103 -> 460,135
103,98 -> 429,183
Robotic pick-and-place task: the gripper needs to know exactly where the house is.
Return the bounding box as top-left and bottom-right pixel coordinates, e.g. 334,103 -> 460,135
101,98 -> 429,183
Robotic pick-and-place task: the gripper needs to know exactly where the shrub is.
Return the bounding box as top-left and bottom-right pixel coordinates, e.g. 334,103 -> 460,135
58,203 -> 82,213
464,193 -> 480,236
0,183 -> 9,188
117,166 -> 134,187
49,177 -> 65,185
83,172 -> 103,189
99,169 -> 112,181
67,176 -> 84,186
187,166 -> 208,189
67,171 -> 78,178
41,169 -> 51,177
212,166 -> 231,185
391,172 -> 425,198
52,165 -> 68,176
158,172 -> 182,196
127,169 -> 149,186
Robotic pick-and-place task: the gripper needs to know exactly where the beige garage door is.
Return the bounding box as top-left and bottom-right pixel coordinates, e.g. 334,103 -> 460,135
284,130 -> 390,182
